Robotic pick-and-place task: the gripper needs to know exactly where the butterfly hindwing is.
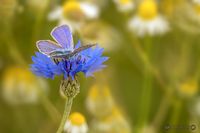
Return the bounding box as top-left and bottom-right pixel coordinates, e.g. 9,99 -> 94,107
70,44 -> 96,57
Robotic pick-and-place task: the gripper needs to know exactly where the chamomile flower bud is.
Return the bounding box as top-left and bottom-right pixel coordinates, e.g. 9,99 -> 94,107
177,79 -> 198,98
2,67 -> 47,104
86,85 -> 114,118
113,0 -> 135,12
48,1 -> 99,32
64,112 -> 88,133
128,0 -> 169,37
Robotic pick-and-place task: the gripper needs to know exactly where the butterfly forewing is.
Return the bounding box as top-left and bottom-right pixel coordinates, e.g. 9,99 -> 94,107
36,40 -> 62,56
51,25 -> 74,50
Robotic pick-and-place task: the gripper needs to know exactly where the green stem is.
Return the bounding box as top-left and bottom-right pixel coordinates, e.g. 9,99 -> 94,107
136,37 -> 153,132
151,88 -> 174,131
56,97 -> 73,133
168,99 -> 183,133
4,23 -> 26,66
40,92 -> 61,123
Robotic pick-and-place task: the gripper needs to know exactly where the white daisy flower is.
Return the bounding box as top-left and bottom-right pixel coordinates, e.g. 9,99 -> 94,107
64,112 -> 88,133
48,0 -> 99,32
128,0 -> 169,37
113,0 -> 135,12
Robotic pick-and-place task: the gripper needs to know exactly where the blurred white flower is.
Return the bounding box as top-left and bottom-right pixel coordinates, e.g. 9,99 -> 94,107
193,0 -> 200,4
190,97 -> 200,118
27,0 -> 48,11
174,1 -> 200,34
113,0 -> 135,12
0,0 -> 17,20
141,125 -> 156,133
90,106 -> 131,133
195,101 -> 200,116
192,1 -> 200,17
48,0 -> 99,32
86,84 -> 115,118
80,21 -> 121,51
128,0 -> 169,37
64,112 -> 88,133
2,67 -> 48,104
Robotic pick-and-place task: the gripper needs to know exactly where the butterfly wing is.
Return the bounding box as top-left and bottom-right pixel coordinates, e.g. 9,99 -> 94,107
36,40 -> 62,56
69,44 -> 96,57
51,25 -> 74,50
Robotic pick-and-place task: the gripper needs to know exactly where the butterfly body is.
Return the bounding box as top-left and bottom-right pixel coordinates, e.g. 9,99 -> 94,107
49,49 -> 72,58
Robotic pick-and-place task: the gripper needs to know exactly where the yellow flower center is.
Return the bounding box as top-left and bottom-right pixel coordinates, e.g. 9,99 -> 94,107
179,79 -> 198,97
63,1 -> 81,13
194,4 -> 200,15
89,85 -> 111,100
69,112 -> 86,126
138,0 -> 158,20
119,0 -> 131,5
3,67 -> 36,90
62,0 -> 84,20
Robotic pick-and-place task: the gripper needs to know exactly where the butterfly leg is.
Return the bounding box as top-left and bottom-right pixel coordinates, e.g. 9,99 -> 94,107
51,57 -> 59,65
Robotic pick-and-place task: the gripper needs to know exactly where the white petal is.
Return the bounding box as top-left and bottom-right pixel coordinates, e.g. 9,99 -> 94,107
128,15 -> 169,37
48,7 -> 62,21
80,2 -> 99,18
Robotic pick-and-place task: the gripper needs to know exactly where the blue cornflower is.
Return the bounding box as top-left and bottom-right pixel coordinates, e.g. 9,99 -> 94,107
31,25 -> 108,80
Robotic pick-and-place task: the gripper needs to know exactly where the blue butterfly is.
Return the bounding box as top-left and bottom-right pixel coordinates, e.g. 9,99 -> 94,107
36,25 -> 96,63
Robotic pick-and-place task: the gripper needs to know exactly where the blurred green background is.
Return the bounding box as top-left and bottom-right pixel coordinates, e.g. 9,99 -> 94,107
1,0 -> 200,133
